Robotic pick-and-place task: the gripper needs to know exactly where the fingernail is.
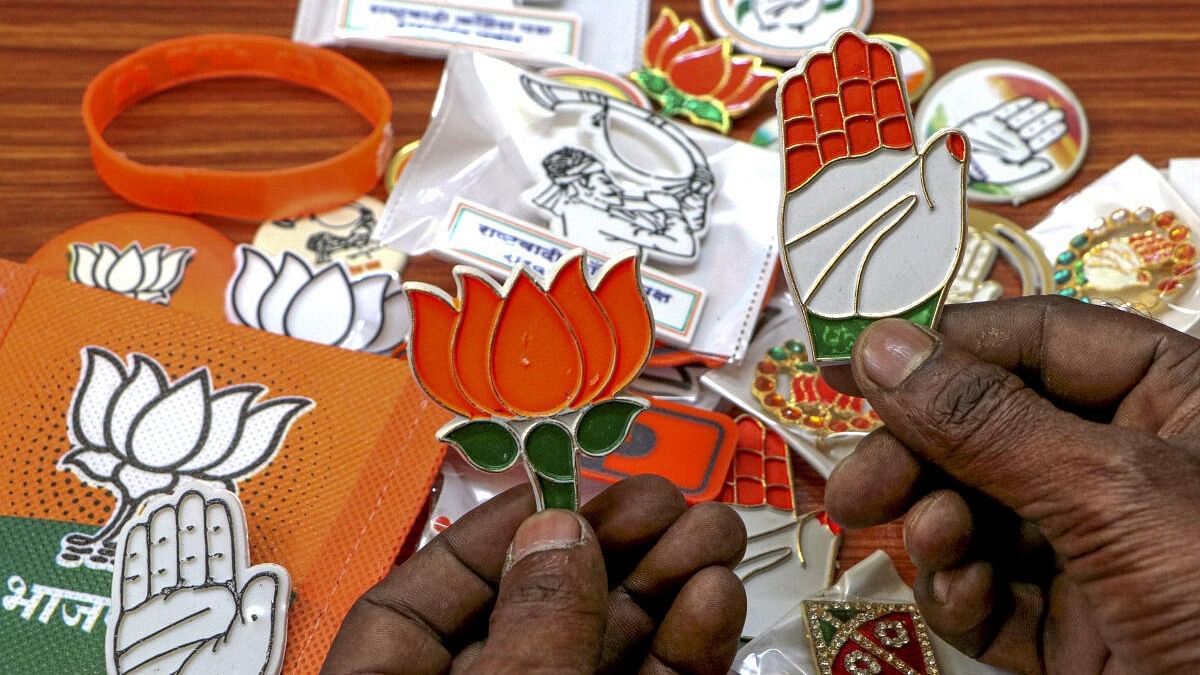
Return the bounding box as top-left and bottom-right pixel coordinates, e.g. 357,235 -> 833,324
859,320 -> 936,389
508,510 -> 584,566
932,570 -> 953,604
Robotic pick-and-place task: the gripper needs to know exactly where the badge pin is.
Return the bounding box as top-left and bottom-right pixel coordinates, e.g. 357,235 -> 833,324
751,338 -> 882,433
803,599 -> 942,675
1053,207 -> 1196,315
701,0 -> 874,65
404,250 -> 655,511
871,34 -> 934,103
521,72 -> 717,265
254,196 -> 407,276
777,30 -> 969,364
719,415 -> 841,638
631,8 -> 781,134
916,59 -> 1089,205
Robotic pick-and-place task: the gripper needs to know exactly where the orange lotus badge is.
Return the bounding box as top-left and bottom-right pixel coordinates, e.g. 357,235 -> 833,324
630,7 -> 781,134
404,250 -> 654,510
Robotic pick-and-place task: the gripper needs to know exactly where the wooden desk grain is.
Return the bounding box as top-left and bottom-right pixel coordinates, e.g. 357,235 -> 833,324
2,0 -> 1198,587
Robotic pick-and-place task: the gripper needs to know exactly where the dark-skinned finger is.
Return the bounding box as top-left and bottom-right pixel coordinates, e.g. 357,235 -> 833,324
826,428 -> 925,528
597,503 -> 746,672
933,297 -> 1200,433
581,474 -> 687,583
820,364 -> 860,396
637,566 -> 746,675
1043,578 -> 1110,675
850,318 -> 1147,531
467,510 -> 608,674
904,490 -> 973,571
914,561 -> 1013,663
321,484 -> 537,675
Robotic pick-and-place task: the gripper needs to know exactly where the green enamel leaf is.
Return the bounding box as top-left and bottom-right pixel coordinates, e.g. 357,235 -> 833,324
576,399 -> 646,457
829,607 -> 859,622
441,420 -> 519,472
632,69 -> 670,95
735,0 -> 753,22
525,422 -> 575,482
823,0 -> 846,10
537,476 -> 578,511
683,98 -> 729,128
818,618 -> 836,644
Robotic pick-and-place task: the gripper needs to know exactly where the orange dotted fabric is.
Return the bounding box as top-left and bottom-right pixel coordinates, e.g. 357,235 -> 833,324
717,416 -> 794,512
0,258 -> 447,674
781,32 -> 914,193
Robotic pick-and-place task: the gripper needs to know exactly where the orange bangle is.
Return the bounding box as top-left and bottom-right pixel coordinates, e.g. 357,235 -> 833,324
82,34 -> 393,221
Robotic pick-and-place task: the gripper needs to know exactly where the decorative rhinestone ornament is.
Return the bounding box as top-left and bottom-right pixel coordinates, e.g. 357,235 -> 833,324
752,339 -> 881,434
1053,207 -> 1196,312
803,600 -> 941,675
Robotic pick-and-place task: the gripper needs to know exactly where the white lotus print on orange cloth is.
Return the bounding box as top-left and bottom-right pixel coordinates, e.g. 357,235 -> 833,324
68,242 -> 193,304
777,31 -> 968,364
56,347 -> 313,571
226,245 -> 410,354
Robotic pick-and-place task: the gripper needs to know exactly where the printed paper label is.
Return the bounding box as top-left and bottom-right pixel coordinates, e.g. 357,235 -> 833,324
443,200 -> 706,344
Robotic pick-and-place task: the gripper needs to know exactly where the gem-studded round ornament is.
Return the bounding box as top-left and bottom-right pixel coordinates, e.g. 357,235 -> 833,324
915,59 -> 1088,205
751,338 -> 882,434
1052,207 -> 1199,331
700,0 -> 874,66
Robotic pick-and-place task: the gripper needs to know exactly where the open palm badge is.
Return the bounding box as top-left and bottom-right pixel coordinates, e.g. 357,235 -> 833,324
405,250 -> 654,511
777,31 -> 969,364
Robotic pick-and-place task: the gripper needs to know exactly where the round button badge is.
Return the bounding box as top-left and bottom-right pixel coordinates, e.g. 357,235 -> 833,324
253,196 -> 407,277
916,60 -> 1089,205
700,0 -> 873,65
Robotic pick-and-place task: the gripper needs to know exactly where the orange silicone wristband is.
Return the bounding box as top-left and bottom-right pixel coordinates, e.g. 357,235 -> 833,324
82,33 -> 393,221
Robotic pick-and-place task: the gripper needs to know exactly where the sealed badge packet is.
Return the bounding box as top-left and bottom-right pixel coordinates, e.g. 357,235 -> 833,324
0,259 -> 446,674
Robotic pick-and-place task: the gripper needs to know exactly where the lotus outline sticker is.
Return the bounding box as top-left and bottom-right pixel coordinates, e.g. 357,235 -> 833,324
57,347 -> 313,570
521,74 -> 716,266
68,242 -> 193,304
777,31 -> 969,363
404,250 -> 654,511
106,482 -> 290,675
226,245 -> 410,354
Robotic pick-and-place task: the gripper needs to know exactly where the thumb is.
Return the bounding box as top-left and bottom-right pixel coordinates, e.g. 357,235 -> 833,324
468,509 -> 607,674
849,318 -> 1143,533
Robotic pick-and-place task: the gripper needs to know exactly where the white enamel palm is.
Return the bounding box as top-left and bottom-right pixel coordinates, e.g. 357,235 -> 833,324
960,97 -> 1067,186
69,242 -> 193,304
781,132 -> 968,319
227,245 -> 409,353
107,483 -> 289,675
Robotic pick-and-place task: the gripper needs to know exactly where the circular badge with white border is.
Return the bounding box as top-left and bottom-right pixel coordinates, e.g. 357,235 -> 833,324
700,0 -> 873,65
916,59 -> 1089,205
253,196 -> 407,276
871,34 -> 934,103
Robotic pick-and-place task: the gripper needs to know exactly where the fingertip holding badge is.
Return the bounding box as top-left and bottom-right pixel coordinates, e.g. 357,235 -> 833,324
916,59 -> 1089,205
106,481 -> 290,675
776,30 -> 969,365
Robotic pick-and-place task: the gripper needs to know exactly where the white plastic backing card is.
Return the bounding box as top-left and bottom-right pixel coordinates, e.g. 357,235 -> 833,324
293,0 -> 649,73
1028,155 -> 1200,335
378,50 -> 779,362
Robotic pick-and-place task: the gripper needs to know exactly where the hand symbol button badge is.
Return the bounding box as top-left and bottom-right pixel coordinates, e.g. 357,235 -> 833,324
106,482 -> 289,675
777,31 -> 969,364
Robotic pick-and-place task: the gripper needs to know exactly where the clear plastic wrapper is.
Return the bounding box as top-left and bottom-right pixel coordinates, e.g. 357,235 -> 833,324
293,0 -> 649,73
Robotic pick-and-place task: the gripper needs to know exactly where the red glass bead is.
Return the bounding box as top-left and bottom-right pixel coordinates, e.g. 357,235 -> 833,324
764,393 -> 786,408
757,360 -> 779,375
754,376 -> 775,392
1170,226 -> 1189,241
781,407 -> 803,420
1156,211 -> 1177,229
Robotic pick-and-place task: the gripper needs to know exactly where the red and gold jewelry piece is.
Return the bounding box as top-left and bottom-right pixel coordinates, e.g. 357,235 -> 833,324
803,600 -> 941,675
752,339 -> 881,434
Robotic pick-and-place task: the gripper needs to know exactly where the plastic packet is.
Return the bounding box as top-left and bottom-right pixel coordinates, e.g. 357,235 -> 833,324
733,551 -> 1013,675
293,0 -> 649,73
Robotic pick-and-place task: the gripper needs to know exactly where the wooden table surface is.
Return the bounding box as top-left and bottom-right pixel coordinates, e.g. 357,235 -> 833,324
2,0 -> 1198,586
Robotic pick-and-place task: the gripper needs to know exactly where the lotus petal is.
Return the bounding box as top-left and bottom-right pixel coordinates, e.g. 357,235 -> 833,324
665,42 -> 729,98
361,291 -> 411,355
450,272 -> 510,416
139,246 -> 163,292
128,371 -> 210,470
60,447 -> 121,482
643,9 -> 678,70
284,263 -> 355,346
657,20 -> 703,72
107,355 -> 167,454
116,464 -> 176,500
202,398 -> 311,479
407,286 -> 484,417
155,248 -> 192,293
71,347 -> 127,450
228,247 -> 277,329
547,256 -> 617,409
593,256 -> 653,399
339,274 -> 389,351
69,244 -> 98,287
177,386 -> 261,473
106,244 -> 146,293
93,244 -> 120,290
258,253 -> 313,334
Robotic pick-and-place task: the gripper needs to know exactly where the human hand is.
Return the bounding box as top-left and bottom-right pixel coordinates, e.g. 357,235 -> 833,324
822,296 -> 1200,673
321,475 -> 747,674
959,97 -> 1067,186
107,485 -> 288,675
